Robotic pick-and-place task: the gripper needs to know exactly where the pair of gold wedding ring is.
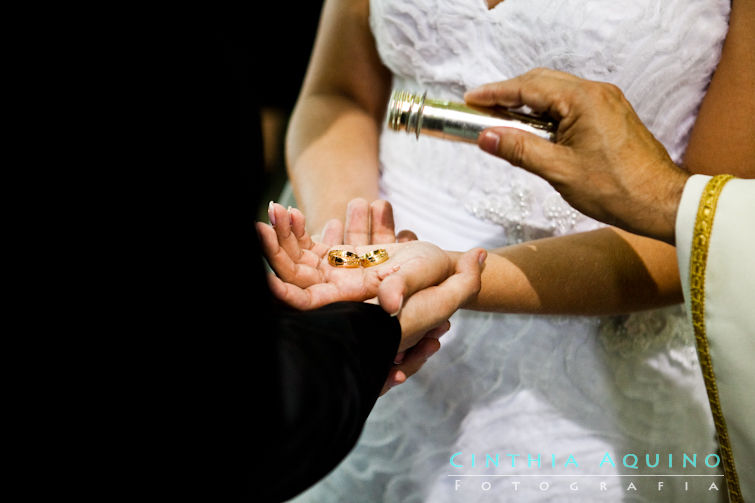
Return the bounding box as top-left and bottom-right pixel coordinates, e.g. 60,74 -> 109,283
328,249 -> 389,268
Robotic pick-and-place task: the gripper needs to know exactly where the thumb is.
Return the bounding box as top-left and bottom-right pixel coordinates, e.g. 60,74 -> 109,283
394,248 -> 485,352
478,127 -> 563,179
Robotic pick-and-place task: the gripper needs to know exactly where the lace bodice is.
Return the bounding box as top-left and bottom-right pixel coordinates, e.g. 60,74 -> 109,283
372,0 -> 730,239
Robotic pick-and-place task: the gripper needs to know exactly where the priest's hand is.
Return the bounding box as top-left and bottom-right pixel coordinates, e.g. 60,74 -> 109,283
465,68 -> 690,244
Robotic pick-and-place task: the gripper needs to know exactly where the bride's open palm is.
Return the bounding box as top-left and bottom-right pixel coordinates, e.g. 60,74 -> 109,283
257,201 -> 451,313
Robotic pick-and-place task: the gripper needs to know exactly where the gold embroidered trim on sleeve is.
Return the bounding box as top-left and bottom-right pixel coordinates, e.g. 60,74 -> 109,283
689,174 -> 742,502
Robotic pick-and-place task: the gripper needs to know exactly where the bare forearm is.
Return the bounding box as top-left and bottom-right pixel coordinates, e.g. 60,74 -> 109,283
682,0 -> 755,178
286,93 -> 382,233
454,228 -> 683,316
282,0 -> 391,234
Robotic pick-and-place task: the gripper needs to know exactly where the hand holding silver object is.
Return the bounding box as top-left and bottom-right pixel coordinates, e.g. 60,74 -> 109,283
386,89 -> 557,143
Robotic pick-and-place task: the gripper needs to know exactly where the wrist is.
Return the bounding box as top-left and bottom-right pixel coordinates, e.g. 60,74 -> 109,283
658,165 -> 691,245
444,250 -> 463,271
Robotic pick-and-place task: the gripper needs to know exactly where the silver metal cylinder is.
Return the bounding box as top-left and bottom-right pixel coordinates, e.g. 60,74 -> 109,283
386,89 -> 557,143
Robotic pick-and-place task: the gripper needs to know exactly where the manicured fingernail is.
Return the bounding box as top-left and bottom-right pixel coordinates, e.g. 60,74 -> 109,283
268,201 -> 276,226
479,131 -> 500,155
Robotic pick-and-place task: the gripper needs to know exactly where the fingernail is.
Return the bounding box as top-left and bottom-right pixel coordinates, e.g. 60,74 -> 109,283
268,201 -> 276,226
392,370 -> 407,386
478,250 -> 488,265
390,295 -> 404,317
479,131 -> 500,155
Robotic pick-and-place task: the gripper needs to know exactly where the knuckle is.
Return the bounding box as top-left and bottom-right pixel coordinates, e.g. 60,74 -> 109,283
522,68 -> 543,83
582,82 -> 603,99
585,81 -> 624,103
550,92 -> 572,119
603,82 -> 622,96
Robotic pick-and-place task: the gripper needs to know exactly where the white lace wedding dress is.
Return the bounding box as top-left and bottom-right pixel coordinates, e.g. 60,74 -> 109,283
291,0 -> 731,501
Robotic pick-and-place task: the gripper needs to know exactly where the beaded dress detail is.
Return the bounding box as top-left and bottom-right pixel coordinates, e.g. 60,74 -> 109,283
292,1 -> 731,501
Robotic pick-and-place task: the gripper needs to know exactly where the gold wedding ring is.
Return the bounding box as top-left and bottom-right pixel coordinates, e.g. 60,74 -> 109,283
360,249 -> 389,267
327,249 -> 362,268
327,248 -> 390,268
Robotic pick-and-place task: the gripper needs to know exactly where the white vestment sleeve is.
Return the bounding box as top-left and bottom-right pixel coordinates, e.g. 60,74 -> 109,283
676,174 -> 755,502
676,175 -> 711,316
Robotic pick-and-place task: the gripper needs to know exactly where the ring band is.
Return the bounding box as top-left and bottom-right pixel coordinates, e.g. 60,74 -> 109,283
328,249 -> 362,268
360,249 -> 389,267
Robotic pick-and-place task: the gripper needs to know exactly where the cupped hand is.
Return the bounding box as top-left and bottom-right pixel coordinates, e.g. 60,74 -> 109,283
257,202 -> 451,311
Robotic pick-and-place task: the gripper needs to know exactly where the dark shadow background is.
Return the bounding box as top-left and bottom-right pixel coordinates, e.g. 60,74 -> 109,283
27,5 -> 336,501
76,9 -> 326,500
254,4 -> 325,221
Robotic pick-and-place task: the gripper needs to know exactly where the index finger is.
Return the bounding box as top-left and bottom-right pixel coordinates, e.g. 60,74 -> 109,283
464,68 -> 580,119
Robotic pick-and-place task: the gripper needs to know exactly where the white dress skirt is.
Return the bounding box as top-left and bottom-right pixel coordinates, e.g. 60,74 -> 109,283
291,0 -> 732,501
